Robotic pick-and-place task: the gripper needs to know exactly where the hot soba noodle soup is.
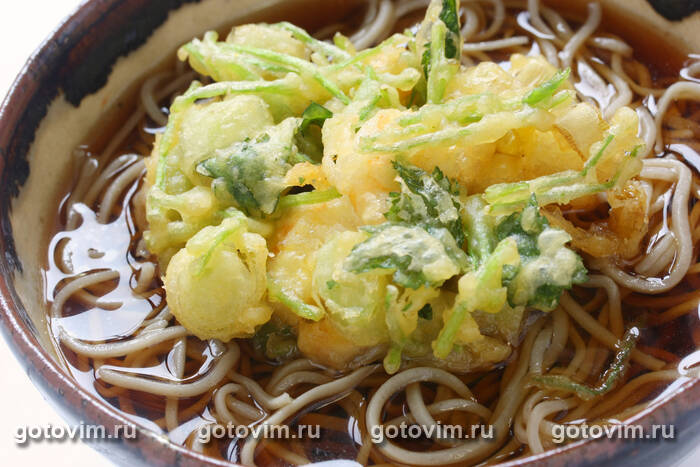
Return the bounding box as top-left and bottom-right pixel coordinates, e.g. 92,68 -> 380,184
45,0 -> 700,464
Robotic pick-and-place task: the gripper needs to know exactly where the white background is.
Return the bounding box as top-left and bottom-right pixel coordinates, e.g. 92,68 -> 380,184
0,1 -> 698,466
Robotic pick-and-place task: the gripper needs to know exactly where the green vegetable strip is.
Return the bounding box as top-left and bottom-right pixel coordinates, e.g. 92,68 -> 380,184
267,280 -> 324,321
274,22 -> 352,62
433,239 -> 516,358
483,135 -> 649,215
194,226 -> 241,275
472,240 -> 516,308
181,32 -> 300,78
362,123 -> 435,146
427,21 -> 449,104
433,303 -> 467,359
384,344 -> 403,375
155,79 -> 298,188
331,35 -> 401,70
363,103 -> 541,154
182,78 -> 297,102
534,180 -> 617,204
545,90 -> 575,109
236,55 -> 297,75
522,68 -> 571,106
359,93 -> 383,122
530,327 -> 639,400
462,196 -> 496,265
181,42 -> 261,81
378,68 -> 422,93
581,133 -> 615,177
350,71 -> 385,123
398,93 -> 490,127
278,188 -> 342,209
155,80 -> 200,189
487,180 -> 617,216
333,34 -> 354,53
224,43 -> 350,104
484,170 -> 582,207
361,124 -> 472,152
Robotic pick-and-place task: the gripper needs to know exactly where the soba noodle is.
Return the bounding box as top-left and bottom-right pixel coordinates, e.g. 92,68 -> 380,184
44,0 -> 700,465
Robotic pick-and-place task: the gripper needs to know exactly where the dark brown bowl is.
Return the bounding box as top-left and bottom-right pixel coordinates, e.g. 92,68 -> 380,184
0,0 -> 699,465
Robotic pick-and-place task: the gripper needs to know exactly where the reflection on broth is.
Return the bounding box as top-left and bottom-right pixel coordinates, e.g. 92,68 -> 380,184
43,0 -> 700,465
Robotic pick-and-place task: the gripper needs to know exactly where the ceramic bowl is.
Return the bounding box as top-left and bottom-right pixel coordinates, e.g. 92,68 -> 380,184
0,0 -> 698,465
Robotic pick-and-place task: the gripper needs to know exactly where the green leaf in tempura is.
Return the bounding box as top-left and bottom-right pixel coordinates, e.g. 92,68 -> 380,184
495,197 -> 549,257
295,102 -> 333,162
197,140 -> 267,215
299,102 -> 333,132
346,161 -> 469,289
386,160 -> 466,248
432,195 -> 586,358
196,118 -> 304,217
346,224 -> 465,290
496,197 -> 587,311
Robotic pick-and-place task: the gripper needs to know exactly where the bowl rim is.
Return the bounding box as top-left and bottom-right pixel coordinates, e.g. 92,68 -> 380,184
0,0 -> 699,466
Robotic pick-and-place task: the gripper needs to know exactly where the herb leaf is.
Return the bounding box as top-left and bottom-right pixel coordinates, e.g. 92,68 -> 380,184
196,118 -> 304,217
300,102 -> 333,132
346,161 -> 469,289
386,161 -> 466,248
496,196 -> 587,311
346,224 -> 464,289
295,102 -> 333,163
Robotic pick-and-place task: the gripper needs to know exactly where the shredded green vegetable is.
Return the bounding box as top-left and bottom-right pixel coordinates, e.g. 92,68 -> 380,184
484,137 -> 644,215
223,42 -> 350,104
278,188 -> 342,210
267,279 -> 324,321
522,68 -> 571,107
530,327 -> 639,400
273,22 -> 351,62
